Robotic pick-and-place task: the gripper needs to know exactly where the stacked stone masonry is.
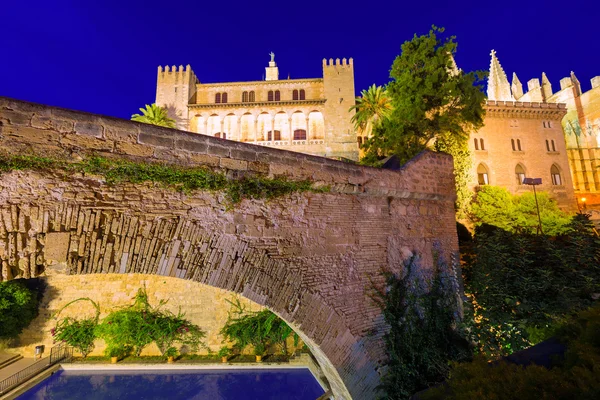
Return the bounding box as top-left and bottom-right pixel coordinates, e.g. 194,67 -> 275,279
0,97 -> 459,400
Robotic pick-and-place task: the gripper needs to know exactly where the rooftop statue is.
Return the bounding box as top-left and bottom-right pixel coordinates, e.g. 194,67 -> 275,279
269,52 -> 275,62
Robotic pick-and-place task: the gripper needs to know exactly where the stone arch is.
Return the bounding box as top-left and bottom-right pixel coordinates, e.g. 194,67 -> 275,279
308,111 -> 325,140
551,163 -> 563,185
256,113 -> 271,141
515,163 -> 526,185
477,163 -> 490,185
192,114 -> 205,135
223,114 -> 238,141
291,111 -> 307,141
240,113 -> 255,142
273,112 -> 289,141
206,114 -> 221,136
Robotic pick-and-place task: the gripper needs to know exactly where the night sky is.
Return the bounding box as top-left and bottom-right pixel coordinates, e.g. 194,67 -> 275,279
1,0 -> 598,120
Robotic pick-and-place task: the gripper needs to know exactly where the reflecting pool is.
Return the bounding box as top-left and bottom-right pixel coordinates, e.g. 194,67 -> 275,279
17,368 -> 325,399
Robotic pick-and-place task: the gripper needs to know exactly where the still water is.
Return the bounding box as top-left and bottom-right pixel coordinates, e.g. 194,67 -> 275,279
17,368 -> 325,400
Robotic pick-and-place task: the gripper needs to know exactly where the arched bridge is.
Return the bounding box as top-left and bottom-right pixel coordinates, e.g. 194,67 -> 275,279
0,97 -> 460,399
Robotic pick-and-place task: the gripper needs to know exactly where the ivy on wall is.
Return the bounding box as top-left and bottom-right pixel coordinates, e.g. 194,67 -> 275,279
0,154 -> 326,203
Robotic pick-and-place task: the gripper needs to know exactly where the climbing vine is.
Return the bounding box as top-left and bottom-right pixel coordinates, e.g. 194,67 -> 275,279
0,154 -> 326,203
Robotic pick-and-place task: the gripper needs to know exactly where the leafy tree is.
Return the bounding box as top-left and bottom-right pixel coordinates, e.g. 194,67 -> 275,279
470,186 -> 572,235
361,26 -> 486,166
349,84 -> 393,134
131,104 -> 176,128
0,280 -> 39,340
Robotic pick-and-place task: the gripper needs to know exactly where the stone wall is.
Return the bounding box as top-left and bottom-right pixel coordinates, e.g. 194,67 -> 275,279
16,274 -> 263,357
0,96 -> 459,399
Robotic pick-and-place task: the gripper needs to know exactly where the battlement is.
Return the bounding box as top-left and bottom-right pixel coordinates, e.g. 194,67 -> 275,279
322,58 -> 353,68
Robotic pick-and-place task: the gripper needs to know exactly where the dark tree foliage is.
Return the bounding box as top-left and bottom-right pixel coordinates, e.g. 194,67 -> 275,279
0,279 -> 41,339
464,214 -> 600,357
375,257 -> 471,399
361,26 -> 486,166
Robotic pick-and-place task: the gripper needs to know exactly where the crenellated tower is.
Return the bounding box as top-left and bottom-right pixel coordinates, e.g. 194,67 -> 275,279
155,65 -> 198,130
322,57 -> 357,159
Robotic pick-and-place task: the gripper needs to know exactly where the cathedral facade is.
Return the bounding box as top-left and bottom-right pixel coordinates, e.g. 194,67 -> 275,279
473,51 -> 576,210
155,56 -> 359,161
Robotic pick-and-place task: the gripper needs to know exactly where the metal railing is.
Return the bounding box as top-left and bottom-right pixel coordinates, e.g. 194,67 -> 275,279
0,344 -> 73,395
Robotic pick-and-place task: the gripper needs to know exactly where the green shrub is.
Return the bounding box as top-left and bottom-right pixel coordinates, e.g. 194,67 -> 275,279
374,251 -> 471,399
220,299 -> 298,357
52,298 -> 100,358
463,214 -> 600,357
0,279 -> 40,339
470,186 -> 572,235
422,305 -> 600,400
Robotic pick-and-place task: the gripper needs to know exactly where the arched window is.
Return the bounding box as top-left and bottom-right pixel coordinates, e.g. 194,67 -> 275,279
517,139 -> 522,151
299,89 -> 305,100
515,164 -> 526,185
293,90 -> 299,100
551,140 -> 556,151
474,138 -> 479,150
551,165 -> 562,185
267,130 -> 281,141
221,93 -> 228,103
512,139 -> 516,151
477,164 -> 489,185
214,132 -> 226,139
293,129 -> 307,140
242,91 -> 248,102
268,90 -> 274,102
545,140 -> 550,152
543,121 -> 547,128
215,93 -> 221,104
274,90 -> 280,101
480,138 -> 485,150
249,91 -> 255,102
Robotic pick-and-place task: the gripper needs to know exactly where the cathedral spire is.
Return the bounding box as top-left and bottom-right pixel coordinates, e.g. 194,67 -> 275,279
511,72 -> 524,100
487,50 -> 513,101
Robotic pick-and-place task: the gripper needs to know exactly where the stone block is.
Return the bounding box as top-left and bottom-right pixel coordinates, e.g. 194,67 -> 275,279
44,232 -> 71,263
207,145 -> 230,157
61,135 -> 114,152
3,125 -> 61,145
189,153 -> 220,167
230,149 -> 257,162
176,140 -> 208,154
139,132 -> 174,148
115,142 -> 154,157
0,110 -> 31,126
31,115 -> 74,133
74,121 -> 103,138
248,161 -> 269,174
220,158 -> 248,171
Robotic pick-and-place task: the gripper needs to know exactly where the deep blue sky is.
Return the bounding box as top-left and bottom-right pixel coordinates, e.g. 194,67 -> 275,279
1,0 -> 598,120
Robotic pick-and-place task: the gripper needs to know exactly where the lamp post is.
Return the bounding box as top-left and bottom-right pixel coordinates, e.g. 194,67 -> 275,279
522,178 -> 543,234
581,197 -> 587,212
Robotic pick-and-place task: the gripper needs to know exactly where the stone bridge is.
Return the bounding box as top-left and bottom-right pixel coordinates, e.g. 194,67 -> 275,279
0,97 -> 459,399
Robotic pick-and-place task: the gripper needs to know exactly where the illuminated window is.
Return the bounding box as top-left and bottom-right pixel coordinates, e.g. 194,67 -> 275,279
242,91 -> 248,102
551,165 -> 562,185
215,93 -> 221,104
477,164 -> 489,185
293,90 -> 299,100
517,139 -> 522,151
249,91 -> 255,102
299,89 -> 305,100
274,90 -> 280,101
267,130 -> 281,141
515,164 -> 526,185
474,138 -> 479,150
221,93 -> 228,103
293,129 -> 307,140
480,138 -> 485,150
268,91 -> 274,101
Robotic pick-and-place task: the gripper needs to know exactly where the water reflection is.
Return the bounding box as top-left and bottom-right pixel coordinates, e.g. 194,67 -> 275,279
18,369 -> 324,400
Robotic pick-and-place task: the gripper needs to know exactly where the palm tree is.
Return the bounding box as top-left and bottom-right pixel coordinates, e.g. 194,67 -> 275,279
131,104 -> 176,128
349,85 -> 393,135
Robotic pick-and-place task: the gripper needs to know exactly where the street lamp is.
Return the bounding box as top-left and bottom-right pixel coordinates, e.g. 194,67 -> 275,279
581,197 -> 587,212
522,178 -> 544,234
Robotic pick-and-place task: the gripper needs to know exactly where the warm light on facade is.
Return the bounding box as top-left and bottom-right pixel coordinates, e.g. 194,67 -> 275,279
581,197 -> 587,203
